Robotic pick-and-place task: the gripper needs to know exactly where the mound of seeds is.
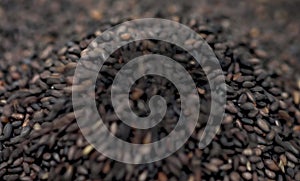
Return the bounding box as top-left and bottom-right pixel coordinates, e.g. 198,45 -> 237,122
0,17 -> 300,181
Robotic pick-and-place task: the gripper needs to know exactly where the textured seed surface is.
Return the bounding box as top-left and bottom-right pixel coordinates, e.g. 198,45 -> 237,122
241,102 -> 255,110
0,1 -> 299,181
257,119 -> 270,132
3,123 -> 12,139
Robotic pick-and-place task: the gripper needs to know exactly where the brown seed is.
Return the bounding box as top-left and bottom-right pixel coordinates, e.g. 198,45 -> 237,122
265,169 -> 276,179
278,110 -> 292,123
233,73 -> 242,81
167,156 -> 182,169
293,125 -> 300,132
130,88 -> 144,100
120,33 -> 131,41
257,119 -> 270,132
43,153 -> 51,160
158,172 -> 168,181
246,91 -> 256,103
260,107 -> 269,116
242,81 -> 255,88
242,172 -> 252,180
295,172 -> 300,181
254,49 -> 268,58
248,58 -> 260,65
286,152 -> 299,163
238,94 -> 247,104
102,161 -> 110,174
31,163 -> 41,172
279,100 -> 288,109
22,114 -> 30,127
266,130 -> 276,141
197,88 -> 205,95
12,157 -> 23,167
293,91 -> 300,105
264,159 -> 280,171
204,163 -> 218,172
230,172 -> 240,181
270,101 -> 279,112
269,87 -> 281,96
64,165 -> 74,180
240,102 -> 255,110
226,101 -> 238,114
90,9 -> 103,20
249,156 -> 260,163
253,148 -> 262,156
77,166 -> 88,175
11,113 -> 24,120
243,148 -> 253,156
223,115 -> 233,124
280,154 -> 287,166
67,146 -> 76,161
143,132 -> 152,144
1,116 -> 9,124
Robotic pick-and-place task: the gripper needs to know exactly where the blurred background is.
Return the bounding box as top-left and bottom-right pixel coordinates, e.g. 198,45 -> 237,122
1,0 -> 299,66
